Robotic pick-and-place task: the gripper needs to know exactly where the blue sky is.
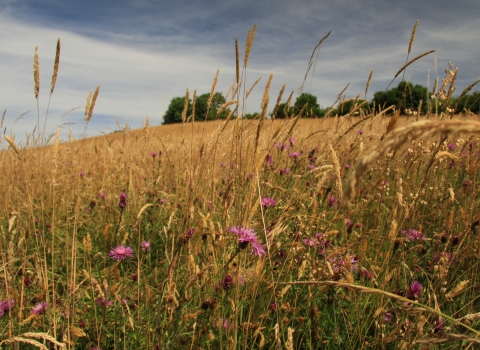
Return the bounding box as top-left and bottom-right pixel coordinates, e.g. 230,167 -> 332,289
1,0 -> 479,144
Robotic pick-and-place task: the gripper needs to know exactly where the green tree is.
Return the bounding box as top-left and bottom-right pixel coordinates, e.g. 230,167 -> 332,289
373,81 -> 428,114
163,96 -> 191,124
336,98 -> 369,116
454,92 -> 480,113
273,103 -> 294,119
293,93 -> 325,118
194,92 -> 228,121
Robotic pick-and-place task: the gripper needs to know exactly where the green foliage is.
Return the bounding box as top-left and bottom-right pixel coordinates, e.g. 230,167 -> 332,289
294,93 -> 325,117
244,112 -> 260,119
335,98 -> 369,116
373,81 -> 428,114
163,96 -> 191,124
453,91 -> 480,113
273,102 -> 294,119
195,92 -> 228,121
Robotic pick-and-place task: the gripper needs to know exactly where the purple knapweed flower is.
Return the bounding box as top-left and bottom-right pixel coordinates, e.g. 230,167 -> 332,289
31,302 -> 48,315
261,197 -> 277,208
447,143 -> 457,151
433,251 -> 453,263
408,281 -> 423,300
108,245 -> 134,260
433,318 -> 444,333
150,152 -> 158,158
275,143 -> 289,151
96,298 -> 114,307
230,226 -> 266,257
98,193 -> 106,199
141,241 -> 151,251
0,299 -> 14,318
303,238 -> 316,247
384,312 -> 394,323
288,138 -> 295,146
401,229 -> 425,241
278,168 -> 291,176
358,129 -> 364,135
119,192 -> 127,209
265,154 -> 273,165
327,195 -> 337,207
289,151 -> 302,158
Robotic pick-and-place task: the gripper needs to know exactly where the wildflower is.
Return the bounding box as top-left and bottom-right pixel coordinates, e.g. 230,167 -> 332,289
261,197 -> 276,208
96,298 -> 114,307
408,281 -> 423,300
302,238 -> 316,247
119,192 -> 127,209
108,245 -> 134,260
78,320 -> 85,328
327,195 -> 337,207
433,318 -> 444,333
98,193 -> 106,199
141,241 -> 151,251
289,151 -> 302,158
79,169 -> 85,177
278,168 -> 291,176
0,299 -> 14,318
265,154 -> 273,165
150,152 -> 158,158
24,275 -> 32,287
222,274 -> 234,290
401,229 -> 425,241
358,129 -> 364,135
275,143 -> 289,151
230,226 -> 266,257
179,228 -> 195,244
344,163 -> 351,169
288,138 -> 295,146
447,143 -> 457,151
384,312 -> 394,323
31,302 -> 48,315
360,269 -> 374,280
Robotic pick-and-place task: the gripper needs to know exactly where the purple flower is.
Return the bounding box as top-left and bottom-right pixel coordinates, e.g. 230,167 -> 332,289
327,195 -> 337,207
150,152 -> 158,158
344,163 -> 351,169
278,168 -> 291,176
108,245 -> 134,260
289,151 -> 302,158
433,318 -> 444,333
358,129 -> 364,135
384,312 -> 394,323
98,193 -> 106,199
141,240 -> 151,251
119,192 -> 127,209
265,154 -> 273,165
303,238 -> 316,247
230,226 -> 266,257
275,143 -> 289,151
288,138 -> 295,146
96,298 -> 114,307
447,143 -> 457,151
261,197 -> 277,208
31,302 -> 48,315
401,229 -> 425,241
408,281 -> 423,300
0,299 -> 14,318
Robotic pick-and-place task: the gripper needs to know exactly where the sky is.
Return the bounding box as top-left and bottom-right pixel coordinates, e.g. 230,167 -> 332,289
1,0 -> 479,145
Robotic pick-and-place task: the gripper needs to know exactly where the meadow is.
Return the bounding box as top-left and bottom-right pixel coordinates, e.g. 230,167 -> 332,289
1,25 -> 480,349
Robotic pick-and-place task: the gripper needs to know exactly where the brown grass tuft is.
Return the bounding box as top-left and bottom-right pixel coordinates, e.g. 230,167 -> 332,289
271,83 -> 286,120
207,70 -> 219,116
33,46 -> 40,99
244,24 -> 257,68
50,38 -> 60,94
364,69 -> 373,99
344,119 -> 480,207
408,20 -> 418,54
235,38 -> 240,84
4,135 -> 22,160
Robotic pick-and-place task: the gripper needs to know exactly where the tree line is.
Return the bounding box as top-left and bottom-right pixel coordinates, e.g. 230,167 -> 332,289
163,82 -> 480,124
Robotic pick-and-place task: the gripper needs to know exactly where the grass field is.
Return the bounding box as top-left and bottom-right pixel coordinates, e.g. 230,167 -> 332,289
1,27 -> 480,349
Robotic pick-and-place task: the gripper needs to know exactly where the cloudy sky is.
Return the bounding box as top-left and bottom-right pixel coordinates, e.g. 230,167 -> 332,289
1,0 -> 479,144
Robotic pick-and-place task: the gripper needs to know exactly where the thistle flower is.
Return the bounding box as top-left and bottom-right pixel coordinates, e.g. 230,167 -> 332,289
408,280 -> 423,300
230,226 -> 266,257
261,197 -> 276,208
150,152 -> 158,158
0,299 -> 14,318
141,240 -> 151,251
119,192 -> 127,209
401,229 -> 425,241
447,143 -> 457,151
31,302 -> 48,315
108,245 -> 134,260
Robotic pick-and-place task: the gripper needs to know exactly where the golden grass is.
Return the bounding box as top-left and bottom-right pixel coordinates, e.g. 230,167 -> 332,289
50,38 -> 60,94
